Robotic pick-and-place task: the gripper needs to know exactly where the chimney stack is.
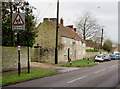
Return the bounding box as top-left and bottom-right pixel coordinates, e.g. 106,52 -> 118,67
66,25 -> 73,29
43,18 -> 49,21
50,18 -> 57,21
43,18 -> 57,22
74,28 -> 77,32
50,18 -> 57,23
60,18 -> 64,25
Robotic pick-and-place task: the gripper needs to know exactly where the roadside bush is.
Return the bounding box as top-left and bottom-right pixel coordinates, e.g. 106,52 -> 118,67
86,49 -> 99,52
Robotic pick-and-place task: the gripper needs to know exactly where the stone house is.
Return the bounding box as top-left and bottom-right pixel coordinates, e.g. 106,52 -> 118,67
33,18 -> 86,63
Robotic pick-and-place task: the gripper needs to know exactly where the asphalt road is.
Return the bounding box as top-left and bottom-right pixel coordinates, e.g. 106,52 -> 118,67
5,60 -> 120,88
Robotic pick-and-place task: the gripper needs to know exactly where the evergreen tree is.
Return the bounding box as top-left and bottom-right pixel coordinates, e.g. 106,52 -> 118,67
102,40 -> 112,53
2,1 -> 38,47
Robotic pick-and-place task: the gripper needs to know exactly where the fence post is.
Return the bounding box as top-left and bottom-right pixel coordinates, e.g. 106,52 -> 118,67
88,58 -> 89,64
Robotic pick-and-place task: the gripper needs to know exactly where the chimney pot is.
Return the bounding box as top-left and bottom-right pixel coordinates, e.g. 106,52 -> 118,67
74,28 -> 77,32
60,18 -> 64,25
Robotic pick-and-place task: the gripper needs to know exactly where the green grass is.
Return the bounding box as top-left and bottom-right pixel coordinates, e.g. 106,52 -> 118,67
86,49 -> 99,52
61,58 -> 97,67
2,69 -> 58,86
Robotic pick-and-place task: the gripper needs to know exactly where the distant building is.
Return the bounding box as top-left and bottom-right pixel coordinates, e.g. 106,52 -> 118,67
112,45 -> 119,52
33,18 -> 86,63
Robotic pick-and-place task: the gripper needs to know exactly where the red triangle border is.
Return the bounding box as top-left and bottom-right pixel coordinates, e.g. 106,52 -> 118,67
12,14 -> 25,25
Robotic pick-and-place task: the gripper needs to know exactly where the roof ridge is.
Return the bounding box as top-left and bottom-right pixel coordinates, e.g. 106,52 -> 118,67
48,20 -> 85,43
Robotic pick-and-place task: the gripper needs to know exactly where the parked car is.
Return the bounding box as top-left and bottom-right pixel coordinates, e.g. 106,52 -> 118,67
114,52 -> 120,59
113,51 -> 120,54
109,54 -> 117,60
94,54 -> 105,62
103,54 -> 111,61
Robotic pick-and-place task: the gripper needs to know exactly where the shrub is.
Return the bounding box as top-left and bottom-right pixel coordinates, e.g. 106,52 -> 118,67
86,49 -> 99,52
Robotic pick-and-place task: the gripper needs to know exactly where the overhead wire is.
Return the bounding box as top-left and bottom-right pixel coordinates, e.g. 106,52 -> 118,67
39,1 -> 53,21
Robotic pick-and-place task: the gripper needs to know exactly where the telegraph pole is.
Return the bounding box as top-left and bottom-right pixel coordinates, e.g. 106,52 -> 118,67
55,0 -> 59,64
100,28 -> 103,54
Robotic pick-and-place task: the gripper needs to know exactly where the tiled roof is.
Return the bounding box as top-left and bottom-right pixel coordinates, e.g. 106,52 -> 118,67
112,47 -> 117,49
49,20 -> 85,43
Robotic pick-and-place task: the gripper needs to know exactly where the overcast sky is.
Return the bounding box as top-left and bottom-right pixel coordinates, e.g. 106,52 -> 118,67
28,0 -> 119,43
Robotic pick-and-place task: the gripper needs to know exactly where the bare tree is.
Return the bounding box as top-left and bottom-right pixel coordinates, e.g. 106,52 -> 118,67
94,37 -> 101,49
75,11 -> 102,40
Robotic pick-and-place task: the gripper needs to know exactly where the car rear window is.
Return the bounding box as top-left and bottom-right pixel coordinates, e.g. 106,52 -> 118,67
96,54 -> 103,57
115,53 -> 120,55
109,55 -> 115,57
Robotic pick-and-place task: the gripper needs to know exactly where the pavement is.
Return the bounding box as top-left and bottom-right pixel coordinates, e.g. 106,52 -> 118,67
2,62 -> 80,76
3,60 -> 119,88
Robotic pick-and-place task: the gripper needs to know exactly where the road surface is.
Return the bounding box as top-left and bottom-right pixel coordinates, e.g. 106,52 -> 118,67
4,60 -> 120,88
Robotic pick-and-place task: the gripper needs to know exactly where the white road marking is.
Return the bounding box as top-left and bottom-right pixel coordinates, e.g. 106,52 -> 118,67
94,69 -> 106,74
67,75 -> 88,84
110,68 -> 117,71
109,65 -> 117,69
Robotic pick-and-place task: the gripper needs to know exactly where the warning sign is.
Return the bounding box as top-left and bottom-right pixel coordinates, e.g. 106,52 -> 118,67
12,13 -> 25,31
13,14 -> 24,25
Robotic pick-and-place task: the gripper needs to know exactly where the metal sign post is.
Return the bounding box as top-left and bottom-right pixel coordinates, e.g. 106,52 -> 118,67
12,12 -> 25,76
17,37 -> 21,76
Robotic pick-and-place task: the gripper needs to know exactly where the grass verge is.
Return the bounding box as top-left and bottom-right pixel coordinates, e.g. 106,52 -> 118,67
2,69 -> 58,86
86,49 -> 99,52
61,58 -> 98,67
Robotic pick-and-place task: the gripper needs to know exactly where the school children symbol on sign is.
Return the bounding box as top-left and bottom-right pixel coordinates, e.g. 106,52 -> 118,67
12,13 -> 25,30
13,14 -> 24,25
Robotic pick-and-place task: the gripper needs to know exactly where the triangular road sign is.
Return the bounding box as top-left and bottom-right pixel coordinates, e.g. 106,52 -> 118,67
13,14 -> 25,25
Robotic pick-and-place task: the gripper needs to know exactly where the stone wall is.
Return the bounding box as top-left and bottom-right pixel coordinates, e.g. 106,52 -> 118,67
31,47 -> 66,64
30,48 -> 109,64
2,47 -> 29,72
2,46 -> 108,71
30,47 -> 55,64
84,52 -> 108,58
84,52 -> 98,58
